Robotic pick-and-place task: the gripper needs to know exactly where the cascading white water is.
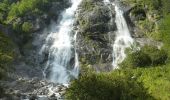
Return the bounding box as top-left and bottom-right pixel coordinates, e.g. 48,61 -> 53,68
104,0 -> 134,68
112,3 -> 134,68
103,0 -> 110,4
40,0 -> 82,84
71,31 -> 79,78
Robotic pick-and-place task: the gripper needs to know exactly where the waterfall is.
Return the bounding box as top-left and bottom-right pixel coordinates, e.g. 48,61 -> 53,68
40,0 -> 82,84
104,0 -> 134,68
72,31 -> 79,78
112,3 -> 134,68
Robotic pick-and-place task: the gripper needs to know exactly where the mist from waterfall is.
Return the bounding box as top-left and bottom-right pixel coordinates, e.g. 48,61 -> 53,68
40,0 -> 82,84
104,0 -> 134,69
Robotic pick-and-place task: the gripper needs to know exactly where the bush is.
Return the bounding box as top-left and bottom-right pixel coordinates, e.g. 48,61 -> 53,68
141,45 -> 168,66
66,72 -> 154,100
22,22 -> 33,33
7,0 -> 49,22
121,45 -> 168,68
0,1 -> 10,23
120,50 -> 152,68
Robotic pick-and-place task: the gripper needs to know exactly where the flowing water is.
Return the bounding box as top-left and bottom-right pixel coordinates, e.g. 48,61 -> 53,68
40,0 -> 82,84
112,3 -> 134,68
104,0 -> 134,69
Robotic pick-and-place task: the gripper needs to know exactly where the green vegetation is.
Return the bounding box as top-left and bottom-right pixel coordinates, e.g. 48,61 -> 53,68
7,0 -> 49,22
142,46 -> 168,66
22,22 -> 33,33
0,0 -> 63,36
6,0 -> 48,34
132,66 -> 170,100
121,45 -> 168,68
124,0 -> 170,38
0,0 -> 59,23
121,49 -> 152,68
66,71 -> 154,100
119,1 -> 170,97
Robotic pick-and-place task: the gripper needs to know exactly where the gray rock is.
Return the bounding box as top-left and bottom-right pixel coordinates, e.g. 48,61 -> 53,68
1,77 -> 68,100
75,0 -> 116,71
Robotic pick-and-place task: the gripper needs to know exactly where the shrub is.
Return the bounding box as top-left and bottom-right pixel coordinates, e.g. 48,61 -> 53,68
0,1 -> 10,23
120,50 -> 152,68
141,45 -> 168,66
121,45 -> 168,68
22,22 -> 33,33
7,0 -> 49,22
65,72 -> 154,100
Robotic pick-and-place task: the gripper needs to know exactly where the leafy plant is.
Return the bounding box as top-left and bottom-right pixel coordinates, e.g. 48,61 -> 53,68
66,71 -> 154,100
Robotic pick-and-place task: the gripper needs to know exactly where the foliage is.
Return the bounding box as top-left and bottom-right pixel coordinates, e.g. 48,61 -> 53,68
132,66 -> 170,100
141,45 -> 168,66
158,14 -> 170,44
121,45 -> 168,68
22,22 -> 33,33
124,0 -> 170,38
124,0 -> 163,11
161,0 -> 170,15
121,50 -> 151,68
67,66 -> 170,100
0,0 -> 10,23
66,71 -> 154,100
7,0 -> 48,22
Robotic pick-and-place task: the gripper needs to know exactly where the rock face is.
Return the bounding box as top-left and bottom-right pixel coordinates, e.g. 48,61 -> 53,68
122,1 -> 160,39
120,1 -> 163,47
75,0 -> 116,71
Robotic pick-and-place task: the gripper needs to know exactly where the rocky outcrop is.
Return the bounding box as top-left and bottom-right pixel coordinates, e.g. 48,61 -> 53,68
121,1 -> 160,39
75,0 -> 116,71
